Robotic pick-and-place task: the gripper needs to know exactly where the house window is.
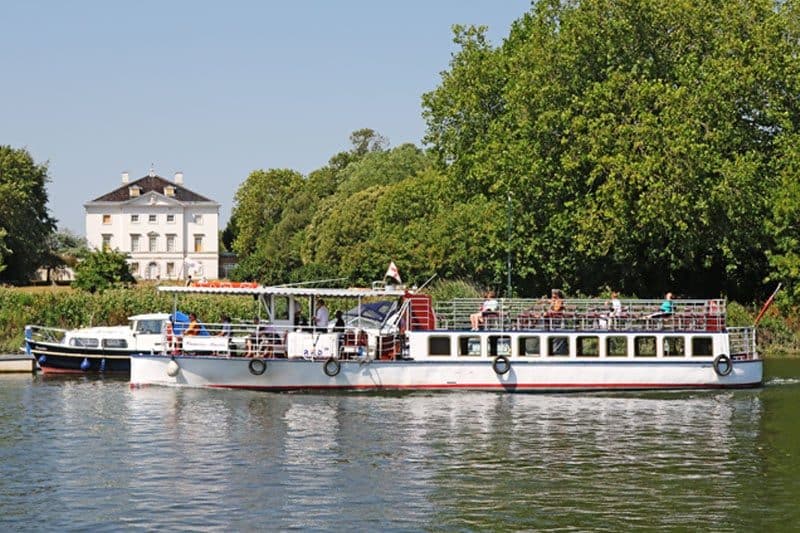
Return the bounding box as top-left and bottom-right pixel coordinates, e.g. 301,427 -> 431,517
130,234 -> 140,252
148,214 -> 157,223
194,234 -> 203,252
166,214 -> 175,223
166,234 -> 176,252
194,214 -> 203,224
131,214 -> 139,223
102,214 -> 111,225
166,262 -> 175,277
149,234 -> 158,252
101,234 -> 112,251
129,262 -> 139,276
128,186 -> 140,197
164,186 -> 175,197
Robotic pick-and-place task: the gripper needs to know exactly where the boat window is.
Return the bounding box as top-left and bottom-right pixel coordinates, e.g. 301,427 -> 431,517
428,336 -> 451,356
691,337 -> 713,357
136,320 -> 164,334
488,335 -> 511,357
547,336 -> 569,356
68,337 -> 99,348
518,336 -> 540,357
606,336 -> 627,357
458,336 -> 482,356
663,336 -> 685,357
634,336 -> 657,357
577,336 -> 599,357
102,338 -> 128,348
274,296 -> 289,321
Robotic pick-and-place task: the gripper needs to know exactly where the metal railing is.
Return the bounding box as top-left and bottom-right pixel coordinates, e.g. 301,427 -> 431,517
433,298 -> 727,333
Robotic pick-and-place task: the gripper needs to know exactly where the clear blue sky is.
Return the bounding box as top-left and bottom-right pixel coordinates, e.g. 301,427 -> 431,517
2,1 -> 530,235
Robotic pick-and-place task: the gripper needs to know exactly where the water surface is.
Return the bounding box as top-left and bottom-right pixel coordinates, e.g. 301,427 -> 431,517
1,360 -> 799,531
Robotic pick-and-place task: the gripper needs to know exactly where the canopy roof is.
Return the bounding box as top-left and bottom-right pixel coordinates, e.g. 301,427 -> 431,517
157,285 -> 408,298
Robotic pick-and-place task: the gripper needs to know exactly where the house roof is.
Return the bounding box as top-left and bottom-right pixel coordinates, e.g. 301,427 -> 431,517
89,175 -> 214,203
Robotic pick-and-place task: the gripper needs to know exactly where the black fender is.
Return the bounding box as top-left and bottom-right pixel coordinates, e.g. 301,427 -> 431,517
248,358 -> 267,376
323,357 -> 341,377
493,355 -> 511,375
713,354 -> 732,377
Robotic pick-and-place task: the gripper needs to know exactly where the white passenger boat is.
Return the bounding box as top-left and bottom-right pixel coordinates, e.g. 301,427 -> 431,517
129,283 -> 763,391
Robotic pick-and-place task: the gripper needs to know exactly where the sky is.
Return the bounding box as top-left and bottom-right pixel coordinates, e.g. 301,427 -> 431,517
2,1 -> 531,236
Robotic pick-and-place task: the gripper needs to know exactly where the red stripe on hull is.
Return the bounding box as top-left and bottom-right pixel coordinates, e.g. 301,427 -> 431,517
198,381 -> 762,392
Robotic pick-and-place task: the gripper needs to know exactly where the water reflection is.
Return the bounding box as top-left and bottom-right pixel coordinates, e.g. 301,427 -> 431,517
3,371 -> 800,531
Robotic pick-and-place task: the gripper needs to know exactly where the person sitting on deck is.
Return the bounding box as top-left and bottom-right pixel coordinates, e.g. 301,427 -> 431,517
245,317 -> 270,357
470,291 -> 499,330
183,313 -> 201,336
648,292 -> 674,319
544,289 -> 564,317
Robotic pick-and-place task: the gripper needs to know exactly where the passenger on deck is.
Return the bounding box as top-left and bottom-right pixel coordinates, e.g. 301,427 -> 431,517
314,299 -> 330,329
245,317 -> 269,357
544,289 -> 564,317
470,291 -> 499,330
184,313 -> 201,336
648,292 -> 674,319
333,310 -> 346,333
217,315 -> 232,337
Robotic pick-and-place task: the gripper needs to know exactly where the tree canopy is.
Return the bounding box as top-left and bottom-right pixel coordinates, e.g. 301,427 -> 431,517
225,0 -> 800,302
0,146 -> 57,283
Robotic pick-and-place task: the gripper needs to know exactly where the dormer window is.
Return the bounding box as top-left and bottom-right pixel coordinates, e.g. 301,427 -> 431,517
164,186 -> 175,197
129,186 -> 141,198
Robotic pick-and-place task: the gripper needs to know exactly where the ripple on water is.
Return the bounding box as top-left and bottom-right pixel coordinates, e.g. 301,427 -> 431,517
1,371 -> 800,531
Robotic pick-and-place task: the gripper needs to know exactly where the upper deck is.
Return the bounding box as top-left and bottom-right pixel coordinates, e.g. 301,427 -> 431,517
429,298 -> 726,333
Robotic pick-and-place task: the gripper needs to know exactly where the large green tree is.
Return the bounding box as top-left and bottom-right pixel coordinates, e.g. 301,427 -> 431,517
423,0 -> 796,300
0,146 -> 57,283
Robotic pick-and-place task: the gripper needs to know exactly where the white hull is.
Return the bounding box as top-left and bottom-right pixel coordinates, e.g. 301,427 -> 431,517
130,354 -> 763,391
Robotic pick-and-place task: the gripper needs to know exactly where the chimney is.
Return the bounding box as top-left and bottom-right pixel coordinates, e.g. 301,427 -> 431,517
121,171 -> 129,184
174,171 -> 184,185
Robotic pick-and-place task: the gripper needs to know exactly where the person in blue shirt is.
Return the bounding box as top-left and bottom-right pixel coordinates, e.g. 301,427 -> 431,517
649,292 -> 674,319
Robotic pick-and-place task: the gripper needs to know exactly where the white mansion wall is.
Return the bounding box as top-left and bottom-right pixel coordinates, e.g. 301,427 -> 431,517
85,193 -> 219,280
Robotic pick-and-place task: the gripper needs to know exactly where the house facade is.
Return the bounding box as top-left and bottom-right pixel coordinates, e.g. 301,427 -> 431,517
84,170 -> 220,280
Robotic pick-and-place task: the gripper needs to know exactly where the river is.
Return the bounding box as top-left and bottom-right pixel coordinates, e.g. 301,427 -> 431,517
1,360 -> 799,531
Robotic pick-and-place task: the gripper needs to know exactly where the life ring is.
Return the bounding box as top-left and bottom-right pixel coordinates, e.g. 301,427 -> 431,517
713,354 -> 732,377
323,357 -> 341,377
248,358 -> 267,376
493,355 -> 511,375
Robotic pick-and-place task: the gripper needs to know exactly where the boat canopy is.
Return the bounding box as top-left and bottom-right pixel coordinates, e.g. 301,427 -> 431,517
157,285 -> 408,298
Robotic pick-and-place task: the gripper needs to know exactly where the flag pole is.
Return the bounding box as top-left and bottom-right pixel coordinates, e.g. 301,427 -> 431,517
754,283 -> 781,326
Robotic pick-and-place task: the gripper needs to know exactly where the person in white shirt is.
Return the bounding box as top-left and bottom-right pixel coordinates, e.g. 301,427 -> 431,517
314,299 -> 330,329
470,291 -> 498,330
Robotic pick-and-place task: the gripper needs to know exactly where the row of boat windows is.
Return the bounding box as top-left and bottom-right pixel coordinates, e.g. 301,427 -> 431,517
69,338 -> 128,349
428,335 -> 714,357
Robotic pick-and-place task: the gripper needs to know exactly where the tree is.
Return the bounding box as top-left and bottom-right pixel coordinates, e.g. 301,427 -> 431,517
72,249 -> 135,293
40,229 -> 90,283
0,146 -> 57,283
422,0 -> 796,300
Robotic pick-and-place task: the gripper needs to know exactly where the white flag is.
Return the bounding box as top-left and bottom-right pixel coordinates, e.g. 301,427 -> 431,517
385,261 -> 402,283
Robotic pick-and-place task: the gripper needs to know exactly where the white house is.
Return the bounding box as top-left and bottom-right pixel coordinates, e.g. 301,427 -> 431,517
84,169 -> 220,280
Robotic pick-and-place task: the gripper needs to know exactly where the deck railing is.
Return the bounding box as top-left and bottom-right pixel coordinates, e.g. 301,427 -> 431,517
432,298 -> 726,333
728,327 -> 757,359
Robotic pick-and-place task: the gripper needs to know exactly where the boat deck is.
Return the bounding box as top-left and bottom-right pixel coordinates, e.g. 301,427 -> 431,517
430,298 -> 726,333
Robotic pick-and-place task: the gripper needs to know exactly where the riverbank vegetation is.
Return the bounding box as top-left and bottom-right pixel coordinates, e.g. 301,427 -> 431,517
1,283 -> 799,356
3,0 -> 800,349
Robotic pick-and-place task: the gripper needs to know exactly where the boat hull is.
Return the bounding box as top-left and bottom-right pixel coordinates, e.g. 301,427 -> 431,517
130,355 -> 763,392
28,341 -> 132,374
